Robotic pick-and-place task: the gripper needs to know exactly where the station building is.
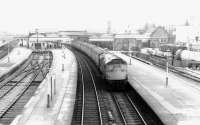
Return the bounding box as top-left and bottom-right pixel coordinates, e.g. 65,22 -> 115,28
28,32 -> 72,50
114,34 -> 149,51
89,34 -> 114,50
149,26 -> 170,48
113,26 -> 171,51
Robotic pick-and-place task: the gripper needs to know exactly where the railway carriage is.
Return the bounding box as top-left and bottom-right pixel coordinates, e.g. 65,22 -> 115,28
71,41 -> 128,88
90,46 -> 104,66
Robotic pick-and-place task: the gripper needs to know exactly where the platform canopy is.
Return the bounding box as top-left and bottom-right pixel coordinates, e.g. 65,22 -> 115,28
29,34 -> 72,43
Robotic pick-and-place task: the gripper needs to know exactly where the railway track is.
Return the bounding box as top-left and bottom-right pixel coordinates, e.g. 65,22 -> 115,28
0,43 -> 14,60
155,63 -> 200,82
112,92 -> 147,125
72,50 -> 102,125
0,51 -> 52,124
130,54 -> 200,82
71,46 -> 163,125
71,61 -> 83,125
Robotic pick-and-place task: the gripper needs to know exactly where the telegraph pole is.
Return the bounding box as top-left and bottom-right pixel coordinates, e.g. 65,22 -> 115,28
128,39 -> 131,64
35,28 -> 39,50
166,59 -> 168,87
165,49 -> 170,87
7,41 -> 10,63
107,21 -> 111,34
27,32 -> 30,48
36,28 -> 38,44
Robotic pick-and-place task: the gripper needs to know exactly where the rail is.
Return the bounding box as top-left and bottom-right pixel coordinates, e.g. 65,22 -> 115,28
0,52 -> 52,122
126,93 -> 147,125
79,61 -> 85,125
129,54 -> 200,82
72,49 -> 103,125
112,93 -> 147,125
112,94 -> 127,125
82,56 -> 103,125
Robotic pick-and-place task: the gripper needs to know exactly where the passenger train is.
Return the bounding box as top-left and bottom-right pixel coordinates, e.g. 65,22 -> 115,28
71,41 -> 128,87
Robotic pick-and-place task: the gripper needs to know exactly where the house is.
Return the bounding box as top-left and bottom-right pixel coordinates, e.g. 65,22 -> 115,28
149,26 -> 170,48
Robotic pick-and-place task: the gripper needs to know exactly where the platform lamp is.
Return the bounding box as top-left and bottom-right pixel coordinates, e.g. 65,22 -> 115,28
165,49 -> 170,87
35,28 -> 39,50
27,32 -> 31,48
128,39 -> 132,65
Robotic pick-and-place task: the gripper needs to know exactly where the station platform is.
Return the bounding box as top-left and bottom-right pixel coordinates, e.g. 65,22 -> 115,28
113,52 -> 200,125
11,49 -> 77,125
0,47 -> 32,77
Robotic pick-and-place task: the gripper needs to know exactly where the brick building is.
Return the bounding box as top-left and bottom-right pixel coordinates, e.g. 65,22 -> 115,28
114,34 -> 149,51
149,26 -> 170,48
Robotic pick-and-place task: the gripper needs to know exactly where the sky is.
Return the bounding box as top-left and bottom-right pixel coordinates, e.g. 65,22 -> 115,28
0,0 -> 200,34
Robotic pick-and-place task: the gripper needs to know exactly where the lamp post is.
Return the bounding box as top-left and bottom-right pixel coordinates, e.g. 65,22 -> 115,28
36,29 -> 38,44
35,28 -> 39,50
27,32 -> 30,48
165,49 -> 170,87
128,39 -> 131,64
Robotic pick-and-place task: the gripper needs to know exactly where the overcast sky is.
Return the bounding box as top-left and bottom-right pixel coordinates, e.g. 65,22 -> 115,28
0,0 -> 200,34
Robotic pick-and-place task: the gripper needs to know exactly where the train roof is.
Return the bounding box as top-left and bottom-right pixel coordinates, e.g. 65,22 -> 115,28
102,52 -> 126,64
78,41 -> 105,54
89,38 -> 114,42
95,46 -> 105,54
74,41 -> 126,64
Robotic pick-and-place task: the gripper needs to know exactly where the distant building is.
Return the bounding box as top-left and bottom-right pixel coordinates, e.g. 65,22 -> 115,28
114,34 -> 149,51
58,30 -> 90,42
174,26 -> 200,51
174,26 -> 200,43
89,34 -> 114,50
28,32 -> 71,50
137,23 -> 156,35
188,43 -> 200,51
149,26 -> 170,48
113,26 -> 171,51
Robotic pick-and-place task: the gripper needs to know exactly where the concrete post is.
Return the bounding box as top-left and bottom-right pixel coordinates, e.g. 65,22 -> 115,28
51,76 -> 53,100
54,78 -> 56,95
62,64 -> 64,71
63,53 -> 65,59
47,94 -> 50,108
166,61 -> 169,87
47,74 -> 51,108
